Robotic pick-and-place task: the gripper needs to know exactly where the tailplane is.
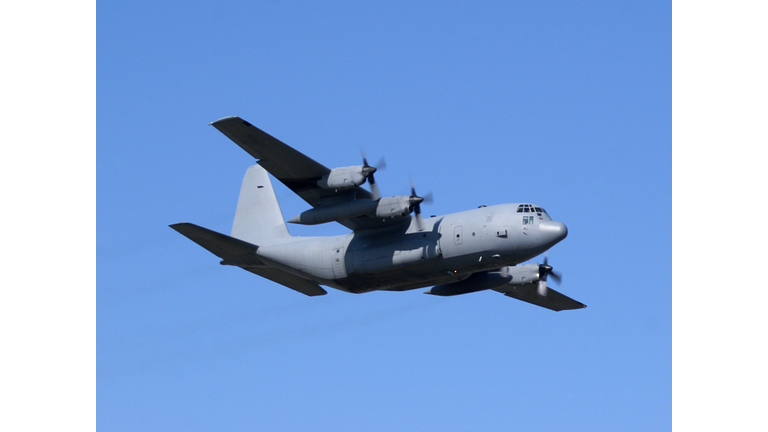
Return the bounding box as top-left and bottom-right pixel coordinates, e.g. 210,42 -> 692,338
170,222 -> 260,266
231,164 -> 291,244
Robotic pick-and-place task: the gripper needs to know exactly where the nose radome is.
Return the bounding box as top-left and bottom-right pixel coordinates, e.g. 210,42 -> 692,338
539,220 -> 568,245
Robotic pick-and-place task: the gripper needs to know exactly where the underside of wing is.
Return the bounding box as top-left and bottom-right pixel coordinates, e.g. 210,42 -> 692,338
501,284 -> 587,312
241,266 -> 327,297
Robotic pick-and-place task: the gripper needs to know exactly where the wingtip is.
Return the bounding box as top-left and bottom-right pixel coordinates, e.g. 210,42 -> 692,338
209,115 -> 242,126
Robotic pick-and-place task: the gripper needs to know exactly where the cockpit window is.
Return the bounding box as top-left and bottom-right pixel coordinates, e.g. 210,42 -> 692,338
517,204 -> 547,213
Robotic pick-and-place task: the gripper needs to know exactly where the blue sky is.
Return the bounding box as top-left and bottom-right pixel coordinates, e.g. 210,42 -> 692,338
93,1 -> 671,430
15,2 -> 768,430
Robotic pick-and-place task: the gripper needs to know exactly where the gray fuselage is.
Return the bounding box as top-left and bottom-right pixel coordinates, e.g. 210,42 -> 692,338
254,203 -> 567,293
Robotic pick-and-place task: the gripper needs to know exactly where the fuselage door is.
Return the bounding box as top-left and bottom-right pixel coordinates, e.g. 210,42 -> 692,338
454,225 -> 463,245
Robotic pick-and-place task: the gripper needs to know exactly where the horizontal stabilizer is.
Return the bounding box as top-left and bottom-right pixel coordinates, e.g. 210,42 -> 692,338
500,284 -> 586,312
170,222 -> 326,297
170,222 -> 260,264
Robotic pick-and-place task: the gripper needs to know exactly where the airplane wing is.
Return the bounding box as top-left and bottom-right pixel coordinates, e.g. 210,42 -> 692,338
211,116 -> 397,231
502,284 -> 586,312
170,222 -> 327,297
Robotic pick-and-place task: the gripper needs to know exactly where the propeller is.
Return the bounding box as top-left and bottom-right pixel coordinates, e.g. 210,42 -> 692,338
409,179 -> 433,231
361,150 -> 386,200
537,255 -> 562,297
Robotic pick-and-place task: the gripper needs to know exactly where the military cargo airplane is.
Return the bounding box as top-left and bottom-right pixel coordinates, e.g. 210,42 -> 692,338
171,116 -> 586,311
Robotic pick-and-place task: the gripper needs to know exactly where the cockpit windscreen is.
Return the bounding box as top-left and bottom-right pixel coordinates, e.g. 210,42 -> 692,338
516,204 -> 548,215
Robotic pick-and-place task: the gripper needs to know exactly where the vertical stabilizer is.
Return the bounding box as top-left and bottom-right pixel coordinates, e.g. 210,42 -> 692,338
231,164 -> 291,243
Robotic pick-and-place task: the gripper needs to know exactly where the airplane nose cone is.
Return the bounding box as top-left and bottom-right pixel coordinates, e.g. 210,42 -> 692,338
538,220 -> 568,245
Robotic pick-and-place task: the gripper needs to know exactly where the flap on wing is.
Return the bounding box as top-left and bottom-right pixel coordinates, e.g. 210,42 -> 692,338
501,285 -> 586,312
242,266 -> 327,297
170,222 -> 260,264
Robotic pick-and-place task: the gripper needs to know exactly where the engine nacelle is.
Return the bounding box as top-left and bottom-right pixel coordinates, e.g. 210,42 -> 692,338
288,199 -> 378,225
374,196 -> 415,218
505,264 -> 540,285
425,271 -> 512,296
425,265 -> 547,296
316,166 -> 368,190
290,192 -> 421,225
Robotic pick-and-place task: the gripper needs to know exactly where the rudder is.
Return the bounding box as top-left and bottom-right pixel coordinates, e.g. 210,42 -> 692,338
231,164 -> 291,244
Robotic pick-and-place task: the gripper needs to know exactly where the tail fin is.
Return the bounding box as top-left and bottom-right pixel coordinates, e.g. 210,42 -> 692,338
231,164 -> 291,243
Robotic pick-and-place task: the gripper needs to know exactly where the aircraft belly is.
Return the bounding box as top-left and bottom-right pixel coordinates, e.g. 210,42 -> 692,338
337,264 -> 465,293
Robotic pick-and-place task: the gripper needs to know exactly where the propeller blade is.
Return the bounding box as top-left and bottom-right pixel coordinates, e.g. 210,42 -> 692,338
537,280 -> 548,297
409,180 -> 433,204
537,254 -> 562,294
361,150 -> 382,200
415,212 -> 424,231
549,270 -> 562,285
409,179 -> 430,231
370,179 -> 381,201
499,266 -> 510,278
409,195 -> 424,217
